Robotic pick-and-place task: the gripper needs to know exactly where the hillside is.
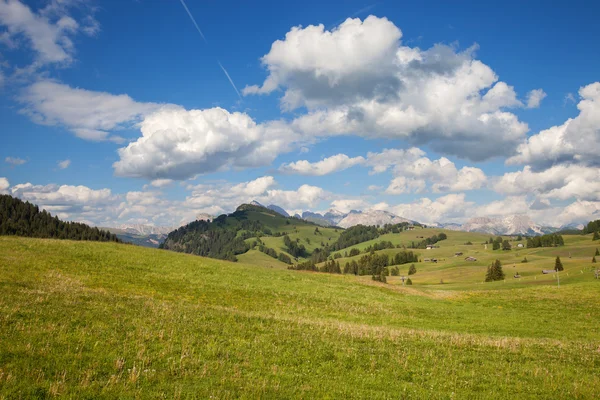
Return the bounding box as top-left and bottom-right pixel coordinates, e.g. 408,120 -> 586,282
161,203 -> 341,262
0,194 -> 120,243
1,236 -> 599,398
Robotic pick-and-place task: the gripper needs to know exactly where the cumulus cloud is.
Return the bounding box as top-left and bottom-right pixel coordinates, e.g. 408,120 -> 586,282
19,80 -> 161,143
508,82 -> 600,169
57,159 -> 70,169
386,193 -> 473,225
494,164 -> 600,201
526,89 -> 547,108
245,16 -> 529,161
365,147 -> 487,194
0,0 -> 99,66
186,176 -> 328,213
5,156 -> 26,165
150,179 -> 173,188
278,154 -> 365,176
0,176 -> 9,193
330,198 -> 372,213
114,107 -> 301,180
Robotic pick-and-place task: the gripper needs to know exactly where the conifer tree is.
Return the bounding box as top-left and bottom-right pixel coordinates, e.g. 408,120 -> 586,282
485,259 -> 504,282
595,248 -> 599,256
408,264 -> 417,275
555,256 -> 564,272
592,256 -> 597,264
593,231 -> 600,241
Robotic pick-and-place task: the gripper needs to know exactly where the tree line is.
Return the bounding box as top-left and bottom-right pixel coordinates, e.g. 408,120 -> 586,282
0,195 -> 120,243
526,233 -> 565,248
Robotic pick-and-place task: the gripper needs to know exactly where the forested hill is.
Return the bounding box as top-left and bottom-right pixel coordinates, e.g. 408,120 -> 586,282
160,203 -> 318,261
0,195 -> 120,243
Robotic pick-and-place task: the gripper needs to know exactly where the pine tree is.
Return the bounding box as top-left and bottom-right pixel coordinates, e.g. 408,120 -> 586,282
406,278 -> 413,285
485,259 -> 504,282
408,264 -> 417,275
593,231 -> 600,241
555,256 -> 564,272
592,256 -> 597,264
595,248 -> 600,256
502,240 -> 511,250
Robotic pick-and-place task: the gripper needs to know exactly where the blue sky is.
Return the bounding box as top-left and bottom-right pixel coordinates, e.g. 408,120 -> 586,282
1,0 -> 599,227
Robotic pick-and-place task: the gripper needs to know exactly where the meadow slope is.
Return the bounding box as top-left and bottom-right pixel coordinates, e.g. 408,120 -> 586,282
0,237 -> 599,398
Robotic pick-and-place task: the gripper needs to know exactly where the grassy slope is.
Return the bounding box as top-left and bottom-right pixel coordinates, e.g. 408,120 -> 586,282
1,237 -> 599,398
320,228 -> 600,288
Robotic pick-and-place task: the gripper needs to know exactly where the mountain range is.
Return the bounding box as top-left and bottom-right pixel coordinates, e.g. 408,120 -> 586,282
106,202 -> 584,245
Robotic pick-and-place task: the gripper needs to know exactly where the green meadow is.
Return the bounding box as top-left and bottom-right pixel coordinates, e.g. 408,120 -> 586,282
1,235 -> 599,398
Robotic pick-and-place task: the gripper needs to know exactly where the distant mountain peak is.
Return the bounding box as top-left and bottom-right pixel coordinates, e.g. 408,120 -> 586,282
267,204 -> 290,217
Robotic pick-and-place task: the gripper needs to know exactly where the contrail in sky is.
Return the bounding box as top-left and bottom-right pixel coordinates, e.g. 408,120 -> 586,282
218,61 -> 243,100
178,0 -> 242,101
179,0 -> 207,42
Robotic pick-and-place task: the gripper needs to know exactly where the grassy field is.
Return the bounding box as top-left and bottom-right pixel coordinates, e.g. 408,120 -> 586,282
1,236 -> 599,398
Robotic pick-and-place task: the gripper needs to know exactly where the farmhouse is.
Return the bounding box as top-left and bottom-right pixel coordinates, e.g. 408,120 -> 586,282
426,245 -> 440,250
465,256 -> 477,261
542,269 -> 556,274
517,243 -> 524,248
514,274 -> 521,278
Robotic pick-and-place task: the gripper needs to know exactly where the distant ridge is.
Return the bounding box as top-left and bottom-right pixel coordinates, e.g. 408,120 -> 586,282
0,194 -> 121,243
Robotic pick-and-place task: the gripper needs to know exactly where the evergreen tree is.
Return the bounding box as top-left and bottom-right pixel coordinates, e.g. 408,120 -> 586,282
502,240 -> 511,250
406,278 -> 413,285
592,256 -> 596,264
408,264 -> 417,275
594,231 -> 600,241
522,257 -> 528,263
517,234 -> 523,241
555,256 -> 564,272
492,241 -> 500,250
595,248 -> 600,256
485,259 -> 505,282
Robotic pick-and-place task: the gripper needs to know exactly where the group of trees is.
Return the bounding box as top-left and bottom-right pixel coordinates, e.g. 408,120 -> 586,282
412,233 -> 447,249
290,250 -> 419,283
330,225 -> 379,251
283,235 -> 308,258
0,195 -> 120,243
161,220 -> 249,261
488,236 -> 513,250
256,244 -> 292,264
526,234 -> 565,248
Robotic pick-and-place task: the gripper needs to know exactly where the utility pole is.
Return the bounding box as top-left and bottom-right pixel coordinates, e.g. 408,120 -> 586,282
556,268 -> 560,288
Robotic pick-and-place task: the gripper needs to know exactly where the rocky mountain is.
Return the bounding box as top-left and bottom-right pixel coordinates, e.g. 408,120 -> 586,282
267,204 -> 289,217
452,215 -> 546,236
113,224 -> 176,236
103,224 -> 177,248
301,211 -> 334,226
337,210 -> 414,229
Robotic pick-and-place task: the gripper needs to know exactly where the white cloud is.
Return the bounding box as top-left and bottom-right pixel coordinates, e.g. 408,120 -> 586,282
386,193 -> 473,225
330,198 -> 372,213
186,176 -> 329,213
5,156 -> 26,165
494,164 -> 600,201
150,179 -> 173,188
508,82 -> 600,168
0,176 -> 9,193
278,153 -> 365,176
57,159 -> 70,169
526,89 -> 547,108
114,107 -> 301,180
20,80 -> 161,143
365,147 -> 487,193
564,92 -> 576,104
367,185 -> 382,191
385,176 -> 426,194
245,16 -> 529,160
0,0 -> 98,66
